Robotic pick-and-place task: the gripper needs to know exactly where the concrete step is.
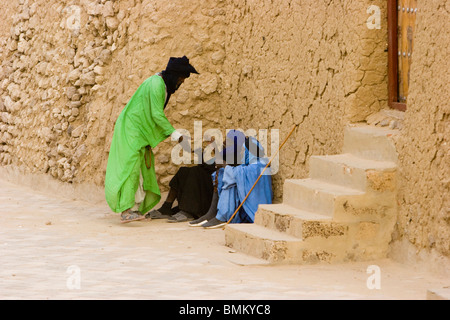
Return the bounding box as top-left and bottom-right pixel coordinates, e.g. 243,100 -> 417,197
255,203 -> 332,238
224,223 -> 303,263
342,125 -> 398,163
283,178 -> 365,216
223,125 -> 399,265
309,153 -> 397,191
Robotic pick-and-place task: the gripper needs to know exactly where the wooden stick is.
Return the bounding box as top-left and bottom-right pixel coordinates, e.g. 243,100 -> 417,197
223,124 -> 298,227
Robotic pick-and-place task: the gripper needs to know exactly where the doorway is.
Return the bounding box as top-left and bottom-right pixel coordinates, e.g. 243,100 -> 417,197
387,0 -> 418,111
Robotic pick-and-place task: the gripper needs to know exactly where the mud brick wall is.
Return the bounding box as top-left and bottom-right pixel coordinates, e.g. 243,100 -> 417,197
221,0 -> 388,200
0,0 -> 388,196
0,0 -> 227,189
393,0 -> 450,259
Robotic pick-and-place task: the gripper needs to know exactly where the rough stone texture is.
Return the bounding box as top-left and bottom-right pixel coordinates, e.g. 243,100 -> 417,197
393,0 -> 450,259
302,250 -> 335,264
0,0 -> 227,189
302,221 -> 347,240
366,170 -> 396,192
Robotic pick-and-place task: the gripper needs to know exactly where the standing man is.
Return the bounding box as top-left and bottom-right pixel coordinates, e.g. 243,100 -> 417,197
105,56 -> 198,223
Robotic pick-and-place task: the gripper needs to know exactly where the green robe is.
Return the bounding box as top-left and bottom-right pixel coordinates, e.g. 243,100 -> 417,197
105,74 -> 175,213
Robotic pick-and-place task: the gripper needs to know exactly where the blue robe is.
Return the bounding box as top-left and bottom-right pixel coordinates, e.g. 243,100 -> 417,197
215,138 -> 273,223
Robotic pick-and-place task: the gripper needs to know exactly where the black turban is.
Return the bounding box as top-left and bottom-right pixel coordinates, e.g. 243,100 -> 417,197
161,56 -> 198,108
164,56 -> 199,78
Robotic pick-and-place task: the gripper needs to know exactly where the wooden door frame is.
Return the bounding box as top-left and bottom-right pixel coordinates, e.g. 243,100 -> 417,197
387,0 -> 407,111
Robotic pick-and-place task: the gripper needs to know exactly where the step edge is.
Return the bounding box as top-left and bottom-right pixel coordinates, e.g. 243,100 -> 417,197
310,153 -> 397,170
258,203 -> 332,221
284,178 -> 366,196
225,223 -> 303,242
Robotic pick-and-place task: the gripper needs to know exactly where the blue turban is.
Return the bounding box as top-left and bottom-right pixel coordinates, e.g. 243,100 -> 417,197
220,130 -> 246,165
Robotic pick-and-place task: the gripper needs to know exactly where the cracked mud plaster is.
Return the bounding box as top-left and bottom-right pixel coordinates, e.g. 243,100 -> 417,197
393,0 -> 450,257
222,0 -> 388,200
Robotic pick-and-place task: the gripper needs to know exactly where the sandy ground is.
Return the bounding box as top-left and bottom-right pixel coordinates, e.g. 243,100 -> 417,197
0,174 -> 448,300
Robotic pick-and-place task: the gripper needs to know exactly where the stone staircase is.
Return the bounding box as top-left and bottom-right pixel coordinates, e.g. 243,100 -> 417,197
224,124 -> 399,264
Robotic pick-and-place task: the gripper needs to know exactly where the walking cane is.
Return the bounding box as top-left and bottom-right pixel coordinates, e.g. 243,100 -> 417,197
223,124 -> 299,228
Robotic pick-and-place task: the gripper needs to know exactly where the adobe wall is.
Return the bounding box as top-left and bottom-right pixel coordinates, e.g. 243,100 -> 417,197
221,0 -> 388,199
0,0 -> 227,191
390,0 -> 449,267
0,0 -> 388,199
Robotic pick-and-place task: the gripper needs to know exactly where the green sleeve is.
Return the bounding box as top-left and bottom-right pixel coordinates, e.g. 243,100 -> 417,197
149,76 -> 176,137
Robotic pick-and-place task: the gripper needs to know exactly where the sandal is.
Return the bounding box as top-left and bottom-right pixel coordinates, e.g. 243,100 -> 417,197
167,211 -> 194,223
202,217 -> 227,229
120,210 -> 145,224
145,209 -> 171,220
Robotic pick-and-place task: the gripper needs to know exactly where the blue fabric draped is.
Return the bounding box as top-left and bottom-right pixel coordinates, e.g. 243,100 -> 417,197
215,137 -> 273,223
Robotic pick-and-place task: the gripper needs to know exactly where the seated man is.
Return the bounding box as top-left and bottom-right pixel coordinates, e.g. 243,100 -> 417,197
190,133 -> 273,229
146,152 -> 216,223
151,129 -> 243,224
